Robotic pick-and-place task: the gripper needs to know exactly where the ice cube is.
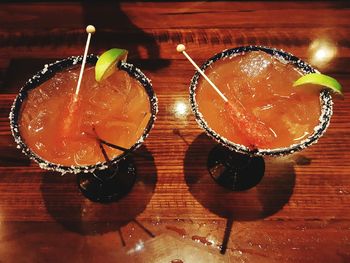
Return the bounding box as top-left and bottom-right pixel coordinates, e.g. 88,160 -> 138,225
34,141 -> 45,151
124,83 -> 148,115
28,110 -> 50,134
86,71 -> 130,114
240,52 -> 273,78
74,144 -> 98,165
27,87 -> 50,106
283,116 -> 310,139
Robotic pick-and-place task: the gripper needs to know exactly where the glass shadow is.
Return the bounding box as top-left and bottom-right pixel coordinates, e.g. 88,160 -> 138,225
184,133 -> 296,220
207,145 -> 265,191
82,1 -> 170,71
184,133 -> 296,254
41,145 -> 157,236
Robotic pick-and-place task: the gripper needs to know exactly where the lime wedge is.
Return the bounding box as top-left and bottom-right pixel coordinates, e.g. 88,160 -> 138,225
293,73 -> 342,95
95,48 -> 128,82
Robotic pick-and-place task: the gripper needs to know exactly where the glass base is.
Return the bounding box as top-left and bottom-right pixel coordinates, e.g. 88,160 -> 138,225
77,158 -> 136,203
207,145 -> 265,191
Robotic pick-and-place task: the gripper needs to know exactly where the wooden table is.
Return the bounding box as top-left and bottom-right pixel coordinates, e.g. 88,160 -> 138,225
0,1 -> 349,262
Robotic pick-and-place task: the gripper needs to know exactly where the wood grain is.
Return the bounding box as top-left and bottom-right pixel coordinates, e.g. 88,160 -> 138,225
0,1 -> 349,262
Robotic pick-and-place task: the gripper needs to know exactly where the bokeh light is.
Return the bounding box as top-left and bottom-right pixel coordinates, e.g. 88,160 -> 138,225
309,38 -> 337,69
173,100 -> 190,119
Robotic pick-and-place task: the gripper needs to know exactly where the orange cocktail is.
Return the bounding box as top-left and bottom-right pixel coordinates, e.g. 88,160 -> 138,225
10,55 -> 157,174
190,46 -> 332,156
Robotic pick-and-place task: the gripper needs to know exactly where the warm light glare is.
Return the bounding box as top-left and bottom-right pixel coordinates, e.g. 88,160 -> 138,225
134,240 -> 144,251
309,39 -> 337,68
314,49 -> 328,61
127,239 -> 144,254
173,100 -> 189,119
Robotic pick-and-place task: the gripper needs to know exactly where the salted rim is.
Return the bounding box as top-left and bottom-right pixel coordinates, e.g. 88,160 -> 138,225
9,54 -> 158,174
189,45 -> 333,156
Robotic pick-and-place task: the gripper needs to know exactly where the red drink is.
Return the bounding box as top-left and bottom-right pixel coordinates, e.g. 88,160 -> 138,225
10,55 -> 157,176
19,66 -> 151,166
190,46 -> 332,155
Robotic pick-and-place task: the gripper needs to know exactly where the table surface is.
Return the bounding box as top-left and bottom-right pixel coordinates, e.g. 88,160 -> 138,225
0,1 -> 349,262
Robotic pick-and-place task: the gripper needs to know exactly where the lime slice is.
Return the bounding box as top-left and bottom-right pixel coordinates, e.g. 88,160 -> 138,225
293,73 -> 342,95
95,48 -> 128,82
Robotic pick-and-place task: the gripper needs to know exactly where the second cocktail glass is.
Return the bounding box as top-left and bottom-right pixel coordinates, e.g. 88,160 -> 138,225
189,46 -> 332,190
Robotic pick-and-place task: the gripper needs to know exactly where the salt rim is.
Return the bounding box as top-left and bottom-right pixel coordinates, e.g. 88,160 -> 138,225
9,54 -> 158,174
189,45 -> 333,156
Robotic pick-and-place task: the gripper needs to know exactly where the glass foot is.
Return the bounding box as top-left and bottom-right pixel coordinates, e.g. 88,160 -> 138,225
77,158 -> 136,203
207,145 -> 265,191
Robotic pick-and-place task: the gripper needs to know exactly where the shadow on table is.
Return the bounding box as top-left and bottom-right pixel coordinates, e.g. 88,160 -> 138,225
183,133 -> 296,253
2,1 -> 170,93
40,145 -> 157,239
82,0 -> 170,71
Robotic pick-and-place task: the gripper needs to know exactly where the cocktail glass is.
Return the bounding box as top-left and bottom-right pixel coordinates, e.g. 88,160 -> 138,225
10,54 -> 158,202
189,46 -> 332,190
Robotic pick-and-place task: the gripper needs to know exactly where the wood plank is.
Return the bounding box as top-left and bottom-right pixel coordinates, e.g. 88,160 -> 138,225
0,1 -> 349,262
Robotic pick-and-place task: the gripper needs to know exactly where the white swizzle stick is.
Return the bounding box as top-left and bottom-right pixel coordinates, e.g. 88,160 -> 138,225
176,44 -> 228,103
63,25 -> 96,135
73,25 -> 96,103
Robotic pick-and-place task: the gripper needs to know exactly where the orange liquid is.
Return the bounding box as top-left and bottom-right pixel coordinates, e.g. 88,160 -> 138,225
196,51 -> 321,149
19,66 -> 151,166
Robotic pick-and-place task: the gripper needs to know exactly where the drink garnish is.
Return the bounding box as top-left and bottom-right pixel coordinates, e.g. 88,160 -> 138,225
177,44 -> 274,149
176,44 -> 228,102
293,73 -> 343,95
224,101 -> 274,149
95,48 -> 128,82
63,25 -> 95,136
73,25 -> 96,102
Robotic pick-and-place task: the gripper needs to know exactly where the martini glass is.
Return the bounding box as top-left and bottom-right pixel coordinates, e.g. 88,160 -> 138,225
189,46 -> 332,190
10,54 -> 158,202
